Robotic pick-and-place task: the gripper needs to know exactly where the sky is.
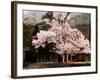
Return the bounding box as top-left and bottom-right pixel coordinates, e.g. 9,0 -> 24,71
23,10 -> 91,26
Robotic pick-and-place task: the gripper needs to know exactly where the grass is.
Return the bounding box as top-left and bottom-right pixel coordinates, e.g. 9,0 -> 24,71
67,61 -> 91,64
24,61 -> 91,69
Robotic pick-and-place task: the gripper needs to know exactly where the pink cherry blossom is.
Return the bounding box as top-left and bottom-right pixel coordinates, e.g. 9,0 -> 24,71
32,12 -> 91,55
53,12 -> 67,21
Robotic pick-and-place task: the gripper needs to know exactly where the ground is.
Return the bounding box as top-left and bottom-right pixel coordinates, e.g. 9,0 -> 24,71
24,61 -> 91,69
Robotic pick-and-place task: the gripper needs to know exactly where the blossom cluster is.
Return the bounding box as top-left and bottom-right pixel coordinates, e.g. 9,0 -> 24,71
32,12 -> 91,54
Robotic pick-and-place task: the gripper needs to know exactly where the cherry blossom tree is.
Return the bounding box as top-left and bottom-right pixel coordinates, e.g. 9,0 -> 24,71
32,11 -> 91,63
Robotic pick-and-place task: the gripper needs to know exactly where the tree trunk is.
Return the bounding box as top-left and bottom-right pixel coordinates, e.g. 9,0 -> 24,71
62,54 -> 65,63
66,54 -> 69,62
